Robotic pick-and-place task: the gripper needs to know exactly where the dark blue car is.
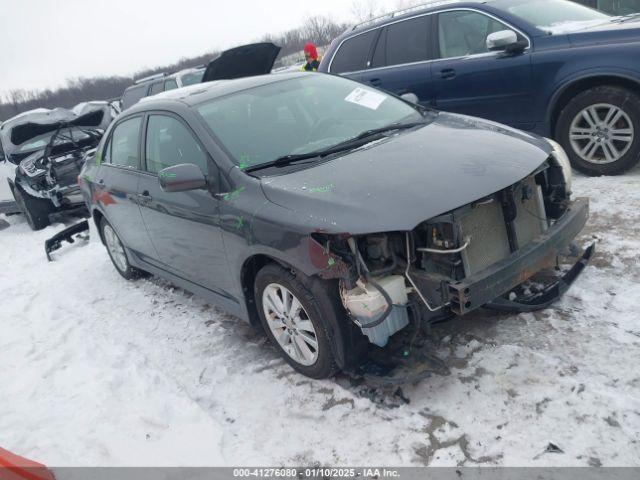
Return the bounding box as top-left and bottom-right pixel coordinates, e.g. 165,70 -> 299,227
319,0 -> 640,175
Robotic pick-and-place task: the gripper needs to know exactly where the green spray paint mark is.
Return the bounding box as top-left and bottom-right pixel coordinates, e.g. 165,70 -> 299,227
234,216 -> 244,230
327,257 -> 336,267
310,183 -> 334,193
238,153 -> 259,170
159,171 -> 177,178
95,151 -> 102,166
223,186 -> 245,201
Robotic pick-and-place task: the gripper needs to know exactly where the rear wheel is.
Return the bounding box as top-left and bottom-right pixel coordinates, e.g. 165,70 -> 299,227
556,86 -> 640,176
254,264 -> 339,379
100,217 -> 142,280
12,183 -> 53,231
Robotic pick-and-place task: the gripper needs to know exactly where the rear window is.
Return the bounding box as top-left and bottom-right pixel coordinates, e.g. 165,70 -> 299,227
330,30 -> 378,74
180,71 -> 204,86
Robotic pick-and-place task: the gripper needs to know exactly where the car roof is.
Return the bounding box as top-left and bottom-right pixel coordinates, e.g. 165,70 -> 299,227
347,0 -> 490,35
130,72 -> 307,112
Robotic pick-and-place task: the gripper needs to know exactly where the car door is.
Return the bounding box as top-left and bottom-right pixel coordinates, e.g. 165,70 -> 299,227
360,15 -> 435,105
98,115 -> 153,258
433,9 -> 534,129
136,112 -> 234,297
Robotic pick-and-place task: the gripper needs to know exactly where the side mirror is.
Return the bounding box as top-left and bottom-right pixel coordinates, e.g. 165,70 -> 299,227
158,163 -> 206,192
401,92 -> 420,105
487,30 -> 523,52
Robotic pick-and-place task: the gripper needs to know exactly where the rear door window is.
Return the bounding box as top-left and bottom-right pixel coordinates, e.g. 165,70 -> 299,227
330,29 -> 378,74
121,85 -> 147,110
109,117 -> 142,169
149,81 -> 164,95
385,15 -> 430,66
145,115 -> 208,174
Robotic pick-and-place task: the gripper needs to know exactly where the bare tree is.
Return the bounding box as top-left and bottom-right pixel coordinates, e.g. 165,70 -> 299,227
0,16 -> 350,122
350,0 -> 383,21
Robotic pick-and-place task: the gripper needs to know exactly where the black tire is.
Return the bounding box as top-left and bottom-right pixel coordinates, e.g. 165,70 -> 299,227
254,263 -> 340,379
12,183 -> 54,231
556,86 -> 640,176
99,217 -> 143,280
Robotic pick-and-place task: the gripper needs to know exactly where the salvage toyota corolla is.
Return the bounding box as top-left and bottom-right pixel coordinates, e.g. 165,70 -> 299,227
80,72 -> 593,379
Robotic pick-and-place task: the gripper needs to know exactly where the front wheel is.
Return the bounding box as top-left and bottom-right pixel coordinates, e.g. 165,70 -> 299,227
254,264 -> 339,379
12,184 -> 53,231
556,86 -> 640,176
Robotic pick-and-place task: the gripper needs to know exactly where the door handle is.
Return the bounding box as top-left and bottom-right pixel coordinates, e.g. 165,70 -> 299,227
440,68 -> 456,80
137,190 -> 152,203
369,78 -> 381,86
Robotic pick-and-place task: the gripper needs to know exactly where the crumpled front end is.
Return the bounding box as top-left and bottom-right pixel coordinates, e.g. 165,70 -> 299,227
16,145 -> 94,208
315,157 -> 593,347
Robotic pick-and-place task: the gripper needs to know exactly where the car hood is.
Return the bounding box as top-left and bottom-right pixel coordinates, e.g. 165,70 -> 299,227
554,18 -> 640,44
1,105 -> 112,160
259,112 -> 552,235
202,42 -> 281,82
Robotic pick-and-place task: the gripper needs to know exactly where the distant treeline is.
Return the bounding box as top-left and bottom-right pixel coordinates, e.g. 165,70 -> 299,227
0,16 -> 348,122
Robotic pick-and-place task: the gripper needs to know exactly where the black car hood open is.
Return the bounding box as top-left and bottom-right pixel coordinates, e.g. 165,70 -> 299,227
259,112 -> 553,235
202,42 -> 281,82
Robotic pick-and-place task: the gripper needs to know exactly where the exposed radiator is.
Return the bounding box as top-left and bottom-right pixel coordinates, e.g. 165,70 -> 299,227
457,176 -> 548,277
513,176 -> 548,248
458,200 -> 511,276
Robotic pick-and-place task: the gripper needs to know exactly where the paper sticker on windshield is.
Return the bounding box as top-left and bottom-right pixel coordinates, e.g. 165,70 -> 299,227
345,88 -> 386,110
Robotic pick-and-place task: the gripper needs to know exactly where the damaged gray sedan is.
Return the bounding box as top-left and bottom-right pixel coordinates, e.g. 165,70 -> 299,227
80,73 -> 593,379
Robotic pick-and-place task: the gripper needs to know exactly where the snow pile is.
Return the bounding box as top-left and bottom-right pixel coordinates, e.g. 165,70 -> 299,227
0,170 -> 639,467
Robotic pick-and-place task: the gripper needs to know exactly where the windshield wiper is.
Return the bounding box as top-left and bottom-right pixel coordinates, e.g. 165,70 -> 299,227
245,121 -> 425,173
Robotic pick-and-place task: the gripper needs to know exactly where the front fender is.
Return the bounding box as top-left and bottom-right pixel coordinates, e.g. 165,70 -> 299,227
546,67 -> 640,124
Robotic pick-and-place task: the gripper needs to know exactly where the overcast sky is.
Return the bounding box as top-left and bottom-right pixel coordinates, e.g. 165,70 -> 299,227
0,0 -> 396,97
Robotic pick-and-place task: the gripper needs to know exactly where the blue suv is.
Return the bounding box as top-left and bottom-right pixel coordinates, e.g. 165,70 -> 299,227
319,0 -> 640,175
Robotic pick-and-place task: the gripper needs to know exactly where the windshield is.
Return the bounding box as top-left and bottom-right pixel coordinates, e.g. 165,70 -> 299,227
16,128 -> 92,154
180,70 -> 205,86
494,0 -> 611,33
196,74 -> 423,169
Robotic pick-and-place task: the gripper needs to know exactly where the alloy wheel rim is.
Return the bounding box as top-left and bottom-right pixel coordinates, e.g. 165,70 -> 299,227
262,283 -> 319,366
104,225 -> 128,272
569,103 -> 634,165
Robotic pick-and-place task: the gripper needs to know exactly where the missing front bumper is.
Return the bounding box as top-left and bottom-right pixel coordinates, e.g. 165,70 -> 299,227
448,197 -> 590,315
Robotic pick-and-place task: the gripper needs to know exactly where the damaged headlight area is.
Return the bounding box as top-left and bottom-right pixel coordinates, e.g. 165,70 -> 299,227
546,137 -> 573,195
314,158 -> 592,348
17,143 -> 96,206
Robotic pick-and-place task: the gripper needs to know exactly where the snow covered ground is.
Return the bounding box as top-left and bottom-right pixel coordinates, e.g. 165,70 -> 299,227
0,171 -> 639,468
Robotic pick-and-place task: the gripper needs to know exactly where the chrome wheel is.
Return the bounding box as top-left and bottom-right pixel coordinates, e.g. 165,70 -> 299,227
569,103 -> 634,164
262,283 -> 319,366
103,224 -> 128,272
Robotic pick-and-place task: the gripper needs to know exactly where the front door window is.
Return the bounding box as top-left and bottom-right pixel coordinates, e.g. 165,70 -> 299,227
145,115 -> 208,175
438,10 -> 522,58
